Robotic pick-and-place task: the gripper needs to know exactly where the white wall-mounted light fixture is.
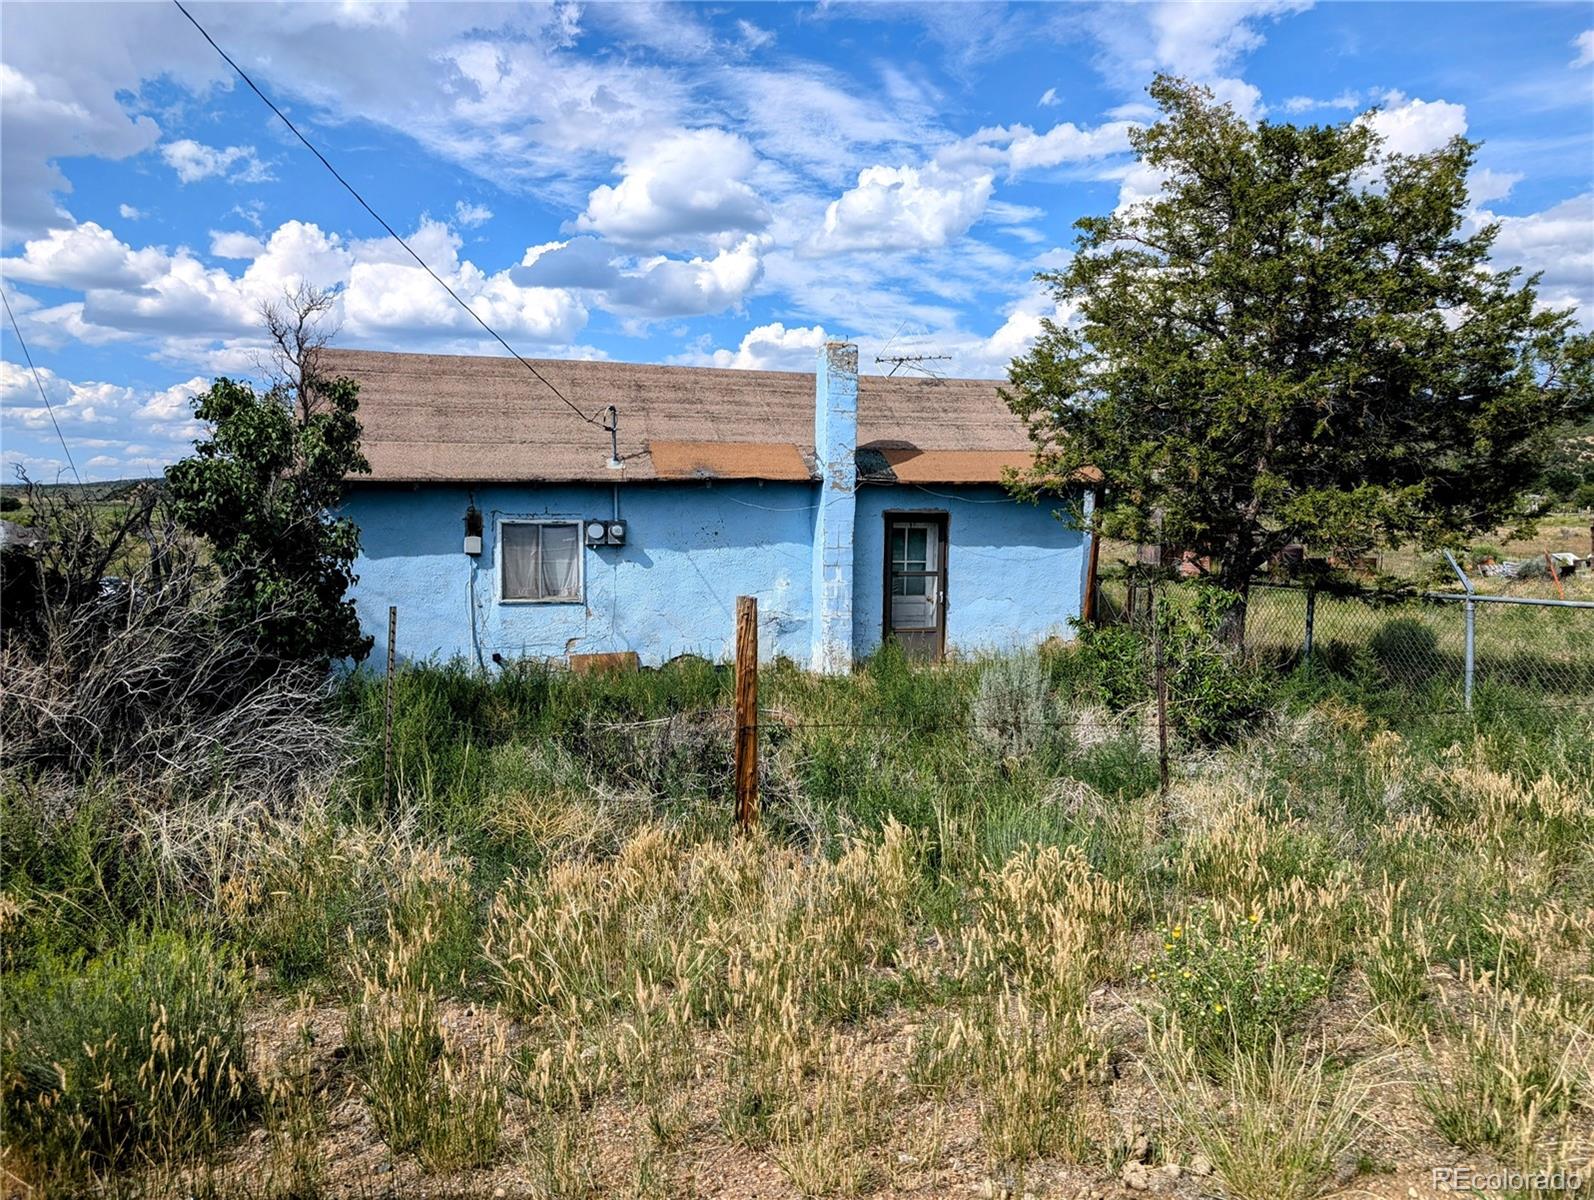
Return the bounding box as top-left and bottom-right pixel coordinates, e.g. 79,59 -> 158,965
464,504 -> 484,556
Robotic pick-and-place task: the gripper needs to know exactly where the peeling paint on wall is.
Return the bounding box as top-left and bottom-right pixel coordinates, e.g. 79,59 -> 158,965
810,342 -> 859,674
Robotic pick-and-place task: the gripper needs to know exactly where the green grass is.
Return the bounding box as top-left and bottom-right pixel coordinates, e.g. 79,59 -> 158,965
3,615 -> 1592,1196
1,929 -> 254,1185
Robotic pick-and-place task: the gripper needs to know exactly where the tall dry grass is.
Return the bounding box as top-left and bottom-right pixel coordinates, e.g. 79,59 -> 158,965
4,646 -> 1592,1197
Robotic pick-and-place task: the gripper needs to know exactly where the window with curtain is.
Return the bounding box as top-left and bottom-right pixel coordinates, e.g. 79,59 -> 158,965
501,522 -> 582,602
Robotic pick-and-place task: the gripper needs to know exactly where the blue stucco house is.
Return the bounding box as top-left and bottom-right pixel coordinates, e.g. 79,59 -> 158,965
325,343 -> 1095,672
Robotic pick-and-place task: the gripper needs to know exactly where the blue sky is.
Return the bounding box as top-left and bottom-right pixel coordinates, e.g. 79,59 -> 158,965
2,1 -> 1591,481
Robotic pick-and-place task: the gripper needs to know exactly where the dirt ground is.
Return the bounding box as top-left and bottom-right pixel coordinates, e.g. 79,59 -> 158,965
180,965 -> 1551,1200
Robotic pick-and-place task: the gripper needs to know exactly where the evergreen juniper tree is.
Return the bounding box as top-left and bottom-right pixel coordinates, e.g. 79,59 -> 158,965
1006,77 -> 1593,633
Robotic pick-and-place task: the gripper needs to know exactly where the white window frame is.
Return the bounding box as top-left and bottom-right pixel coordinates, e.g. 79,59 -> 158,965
498,518 -> 585,605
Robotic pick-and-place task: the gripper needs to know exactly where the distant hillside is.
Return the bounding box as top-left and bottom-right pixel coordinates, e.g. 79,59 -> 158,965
0,478 -> 159,504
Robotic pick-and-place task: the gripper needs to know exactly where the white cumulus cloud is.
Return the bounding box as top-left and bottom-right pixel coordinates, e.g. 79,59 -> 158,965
454,200 -> 493,227
1000,121 -> 1138,174
610,236 -> 765,317
1476,192 -> 1594,317
514,233 -> 767,318
1359,92 -> 1468,157
0,359 -> 211,478
2,221 -> 166,289
159,139 -> 274,185
1086,0 -> 1309,121
209,230 -> 266,259
817,163 -> 994,253
576,129 -> 770,246
3,216 -> 591,358
676,321 -> 830,371
1468,168 -> 1523,206
0,61 -> 161,241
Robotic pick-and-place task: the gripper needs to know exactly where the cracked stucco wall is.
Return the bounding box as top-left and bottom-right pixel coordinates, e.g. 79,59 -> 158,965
346,480 -> 816,668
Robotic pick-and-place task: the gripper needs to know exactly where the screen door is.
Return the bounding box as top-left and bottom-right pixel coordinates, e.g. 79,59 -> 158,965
885,515 -> 946,660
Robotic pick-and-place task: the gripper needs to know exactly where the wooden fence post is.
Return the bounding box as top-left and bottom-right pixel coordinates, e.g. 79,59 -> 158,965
733,595 -> 759,830
383,605 -> 396,807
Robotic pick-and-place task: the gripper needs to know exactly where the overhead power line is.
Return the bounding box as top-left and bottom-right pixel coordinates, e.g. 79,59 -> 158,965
170,0 -> 609,432
3,290 -> 81,485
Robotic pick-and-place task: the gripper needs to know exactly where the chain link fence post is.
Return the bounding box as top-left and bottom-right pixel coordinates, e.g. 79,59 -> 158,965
1444,550 -> 1475,711
1302,586 -> 1316,664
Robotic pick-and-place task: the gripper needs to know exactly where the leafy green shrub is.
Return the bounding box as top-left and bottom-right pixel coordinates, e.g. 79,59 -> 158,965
1464,543 -> 1504,569
1,930 -> 253,1179
165,368 -> 372,668
1073,584 -> 1272,742
1072,621 -> 1150,709
0,784 -> 155,973
1146,911 -> 1329,1069
1160,586 -> 1272,742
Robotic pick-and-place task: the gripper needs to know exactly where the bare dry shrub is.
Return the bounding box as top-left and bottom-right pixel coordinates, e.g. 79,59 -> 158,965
1,479 -> 346,805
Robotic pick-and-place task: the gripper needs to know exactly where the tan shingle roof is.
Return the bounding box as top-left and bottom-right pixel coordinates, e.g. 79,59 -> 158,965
323,348 -> 1038,485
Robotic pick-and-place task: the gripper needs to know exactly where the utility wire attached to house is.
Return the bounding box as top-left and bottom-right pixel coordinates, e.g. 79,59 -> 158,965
170,0 -> 615,438
3,290 -> 81,485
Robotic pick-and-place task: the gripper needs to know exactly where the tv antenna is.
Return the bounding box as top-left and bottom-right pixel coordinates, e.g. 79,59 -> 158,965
875,353 -> 951,378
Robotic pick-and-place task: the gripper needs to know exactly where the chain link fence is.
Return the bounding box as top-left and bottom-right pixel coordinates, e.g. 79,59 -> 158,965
1094,569 -> 1594,710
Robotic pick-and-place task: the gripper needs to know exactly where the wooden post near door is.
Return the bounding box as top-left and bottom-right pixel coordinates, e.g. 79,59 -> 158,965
1082,487 -> 1103,626
733,595 -> 759,830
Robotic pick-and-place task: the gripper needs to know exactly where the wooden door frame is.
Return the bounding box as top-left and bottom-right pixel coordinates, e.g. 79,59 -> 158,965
881,509 -> 949,661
